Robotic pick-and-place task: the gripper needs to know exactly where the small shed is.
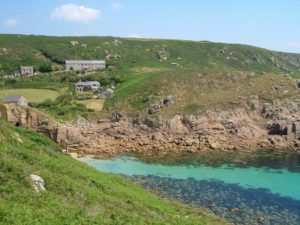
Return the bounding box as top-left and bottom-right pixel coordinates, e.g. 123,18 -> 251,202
3,95 -> 28,107
99,88 -> 114,98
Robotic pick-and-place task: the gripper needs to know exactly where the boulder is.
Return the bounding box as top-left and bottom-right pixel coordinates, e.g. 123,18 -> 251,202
248,95 -> 259,111
163,96 -> 175,106
167,115 -> 189,135
148,104 -> 161,114
292,122 -> 300,140
145,117 -> 163,128
112,112 -> 127,122
30,174 -> 46,193
267,121 -> 289,135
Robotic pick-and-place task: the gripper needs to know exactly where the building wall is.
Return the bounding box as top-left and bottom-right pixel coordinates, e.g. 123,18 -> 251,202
18,98 -> 28,107
75,84 -> 100,92
21,68 -> 34,76
66,62 -> 106,71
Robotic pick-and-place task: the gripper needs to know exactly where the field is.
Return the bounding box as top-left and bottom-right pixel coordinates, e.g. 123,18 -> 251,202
78,99 -> 105,111
0,88 -> 60,103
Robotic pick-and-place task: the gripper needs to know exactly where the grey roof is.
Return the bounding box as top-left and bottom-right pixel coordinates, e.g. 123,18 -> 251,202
3,95 -> 23,103
75,81 -> 100,86
66,60 -> 105,65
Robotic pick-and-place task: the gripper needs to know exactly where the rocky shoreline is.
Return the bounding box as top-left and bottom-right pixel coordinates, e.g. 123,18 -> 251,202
2,96 -> 300,159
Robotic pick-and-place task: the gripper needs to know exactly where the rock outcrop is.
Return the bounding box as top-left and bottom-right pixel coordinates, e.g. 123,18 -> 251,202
2,98 -> 300,159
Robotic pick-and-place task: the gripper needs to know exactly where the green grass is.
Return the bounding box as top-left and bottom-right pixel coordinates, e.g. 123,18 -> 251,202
0,119 -> 226,225
1,34 -> 300,119
0,34 -> 299,74
0,88 -> 60,103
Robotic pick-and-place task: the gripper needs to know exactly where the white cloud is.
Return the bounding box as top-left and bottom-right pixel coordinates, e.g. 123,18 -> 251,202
112,2 -> 124,9
129,34 -> 142,39
3,19 -> 18,27
51,3 -> 101,23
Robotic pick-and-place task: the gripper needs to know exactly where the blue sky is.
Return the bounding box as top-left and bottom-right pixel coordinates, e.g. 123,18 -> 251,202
0,0 -> 300,53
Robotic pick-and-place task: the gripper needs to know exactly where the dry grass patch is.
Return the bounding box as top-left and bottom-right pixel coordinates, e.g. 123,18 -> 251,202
130,67 -> 169,74
78,99 -> 105,111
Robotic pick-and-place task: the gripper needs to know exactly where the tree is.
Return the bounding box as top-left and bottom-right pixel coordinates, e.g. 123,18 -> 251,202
38,63 -> 53,73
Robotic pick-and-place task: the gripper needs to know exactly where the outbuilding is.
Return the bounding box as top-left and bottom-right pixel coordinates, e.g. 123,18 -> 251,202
3,95 -> 28,107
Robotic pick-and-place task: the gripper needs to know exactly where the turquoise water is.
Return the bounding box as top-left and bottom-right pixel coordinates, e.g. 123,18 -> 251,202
83,156 -> 300,200
82,152 -> 300,224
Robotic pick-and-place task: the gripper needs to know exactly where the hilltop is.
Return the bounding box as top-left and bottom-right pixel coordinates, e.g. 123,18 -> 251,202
0,34 -> 300,74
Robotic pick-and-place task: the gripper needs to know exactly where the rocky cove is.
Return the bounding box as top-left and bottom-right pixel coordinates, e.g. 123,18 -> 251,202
2,95 -> 300,158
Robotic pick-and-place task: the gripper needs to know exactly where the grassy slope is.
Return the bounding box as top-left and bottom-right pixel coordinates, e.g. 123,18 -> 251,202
0,34 -> 300,74
105,70 -> 300,116
1,34 -> 300,118
0,120 -> 225,225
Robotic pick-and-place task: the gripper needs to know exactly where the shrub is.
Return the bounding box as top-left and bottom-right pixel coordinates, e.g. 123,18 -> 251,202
38,63 -> 53,73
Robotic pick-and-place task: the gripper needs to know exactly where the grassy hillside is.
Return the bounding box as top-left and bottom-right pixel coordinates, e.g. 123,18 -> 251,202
0,119 -> 225,225
0,34 -> 300,74
1,34 -> 300,120
104,69 -> 300,117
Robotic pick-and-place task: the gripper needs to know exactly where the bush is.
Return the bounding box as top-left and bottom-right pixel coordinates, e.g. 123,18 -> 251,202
38,63 -> 53,73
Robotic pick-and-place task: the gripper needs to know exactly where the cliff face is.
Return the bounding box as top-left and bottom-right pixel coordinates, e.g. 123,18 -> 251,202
0,103 -> 82,148
1,100 -> 300,159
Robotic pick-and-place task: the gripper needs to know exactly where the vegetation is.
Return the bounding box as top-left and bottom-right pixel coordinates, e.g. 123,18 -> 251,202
78,99 -> 105,111
38,63 -> 53,73
0,88 -> 60,103
30,91 -> 93,121
0,34 -> 299,74
1,34 -> 300,119
0,120 -> 225,225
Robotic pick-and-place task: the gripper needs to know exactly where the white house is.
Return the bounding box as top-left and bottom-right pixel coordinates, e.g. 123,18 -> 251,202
3,95 -> 28,107
20,66 -> 34,76
66,60 -> 106,71
75,81 -> 101,92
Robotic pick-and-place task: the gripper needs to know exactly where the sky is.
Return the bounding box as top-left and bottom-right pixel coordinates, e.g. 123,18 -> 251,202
0,0 -> 300,53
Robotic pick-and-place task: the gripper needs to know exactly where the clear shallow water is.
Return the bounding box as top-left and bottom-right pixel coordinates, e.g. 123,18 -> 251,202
82,152 -> 300,225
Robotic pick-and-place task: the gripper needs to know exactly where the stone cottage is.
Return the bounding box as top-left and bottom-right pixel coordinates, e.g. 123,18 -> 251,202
66,60 -> 106,71
20,66 -> 34,76
75,81 -> 101,92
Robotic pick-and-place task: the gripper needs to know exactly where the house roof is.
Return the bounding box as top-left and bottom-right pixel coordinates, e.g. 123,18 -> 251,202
75,81 -> 100,86
3,95 -> 24,103
66,60 -> 105,65
21,66 -> 33,69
